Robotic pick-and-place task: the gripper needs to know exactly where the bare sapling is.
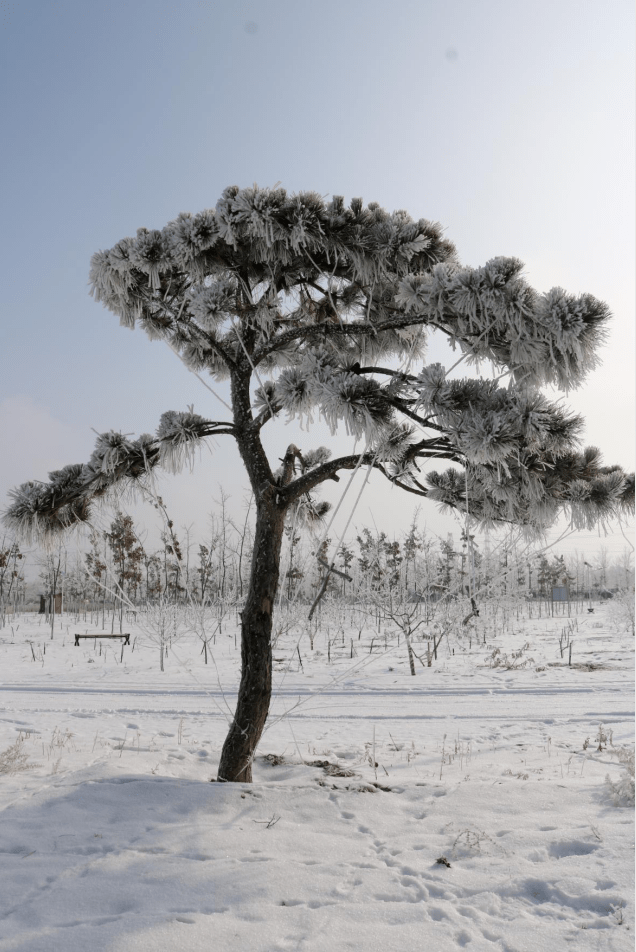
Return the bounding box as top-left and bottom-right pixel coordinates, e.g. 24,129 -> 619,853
369,594 -> 428,674
187,598 -> 227,664
140,599 -> 187,672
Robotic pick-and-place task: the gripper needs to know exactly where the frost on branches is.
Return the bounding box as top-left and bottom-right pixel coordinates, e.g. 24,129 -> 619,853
3,186 -> 633,782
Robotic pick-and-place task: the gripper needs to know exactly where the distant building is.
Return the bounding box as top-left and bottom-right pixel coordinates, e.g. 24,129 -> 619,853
551,585 -> 569,602
39,593 -> 62,614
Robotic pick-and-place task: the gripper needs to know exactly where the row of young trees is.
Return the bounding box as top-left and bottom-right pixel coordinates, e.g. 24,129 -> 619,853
2,510 -> 633,621
286,524 -> 635,604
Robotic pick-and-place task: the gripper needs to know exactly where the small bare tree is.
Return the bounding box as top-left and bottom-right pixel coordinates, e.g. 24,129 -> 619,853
139,598 -> 187,672
187,597 -> 227,664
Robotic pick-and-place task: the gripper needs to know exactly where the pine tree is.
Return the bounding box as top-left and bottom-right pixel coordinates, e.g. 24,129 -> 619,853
283,524 -> 303,601
106,512 -> 144,603
0,536 -> 23,621
338,544 -> 354,597
3,186 -> 633,782
196,543 -> 216,602
437,535 -> 458,591
402,519 -> 421,592
143,552 -> 163,601
384,539 -> 402,589
356,528 -> 387,591
85,530 -> 108,610
105,511 -> 144,630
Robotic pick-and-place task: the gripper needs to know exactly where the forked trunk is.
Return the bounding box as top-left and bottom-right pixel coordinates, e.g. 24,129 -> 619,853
216,496 -> 286,782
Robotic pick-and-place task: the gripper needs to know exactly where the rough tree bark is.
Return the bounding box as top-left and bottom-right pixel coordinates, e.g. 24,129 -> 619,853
216,490 -> 285,782
215,365 -> 289,782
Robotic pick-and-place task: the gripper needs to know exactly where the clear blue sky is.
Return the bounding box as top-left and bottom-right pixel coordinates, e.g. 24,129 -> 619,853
1,0 -> 634,558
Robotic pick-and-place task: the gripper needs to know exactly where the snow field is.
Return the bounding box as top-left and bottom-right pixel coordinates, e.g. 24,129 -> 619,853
0,600 -> 633,951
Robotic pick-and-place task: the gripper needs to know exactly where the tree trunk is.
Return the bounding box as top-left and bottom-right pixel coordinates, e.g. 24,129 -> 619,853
216,494 -> 285,782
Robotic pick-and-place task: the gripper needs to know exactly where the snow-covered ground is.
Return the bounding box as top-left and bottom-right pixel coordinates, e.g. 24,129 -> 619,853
0,600 -> 633,951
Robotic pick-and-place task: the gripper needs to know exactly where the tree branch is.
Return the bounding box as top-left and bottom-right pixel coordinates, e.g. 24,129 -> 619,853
3,420 -> 235,542
283,452 -> 381,502
149,291 -> 238,371
383,395 -> 447,433
251,313 -> 447,365
282,445 -> 463,504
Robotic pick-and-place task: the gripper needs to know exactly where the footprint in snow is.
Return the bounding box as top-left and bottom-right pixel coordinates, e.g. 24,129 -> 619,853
548,839 -> 597,859
429,906 -> 449,921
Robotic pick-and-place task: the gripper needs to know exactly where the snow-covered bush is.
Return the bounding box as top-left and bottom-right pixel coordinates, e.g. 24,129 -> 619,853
609,588 -> 635,637
605,747 -> 635,807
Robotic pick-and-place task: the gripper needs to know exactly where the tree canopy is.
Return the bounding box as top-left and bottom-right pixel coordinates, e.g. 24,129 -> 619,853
4,185 -> 633,542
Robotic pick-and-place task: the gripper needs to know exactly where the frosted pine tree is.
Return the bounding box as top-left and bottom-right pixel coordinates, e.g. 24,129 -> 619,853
4,186 -> 633,782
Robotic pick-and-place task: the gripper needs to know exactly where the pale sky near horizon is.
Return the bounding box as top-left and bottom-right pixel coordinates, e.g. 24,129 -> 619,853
1,0 -> 634,564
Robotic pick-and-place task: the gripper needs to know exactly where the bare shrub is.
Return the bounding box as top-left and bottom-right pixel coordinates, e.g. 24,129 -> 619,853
0,733 -> 35,775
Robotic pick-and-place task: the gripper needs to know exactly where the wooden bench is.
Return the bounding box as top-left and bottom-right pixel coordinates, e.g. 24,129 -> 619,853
75,633 -> 130,646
